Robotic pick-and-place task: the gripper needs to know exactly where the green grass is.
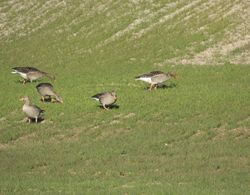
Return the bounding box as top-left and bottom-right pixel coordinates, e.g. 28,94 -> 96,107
0,0 -> 249,194
0,64 -> 249,194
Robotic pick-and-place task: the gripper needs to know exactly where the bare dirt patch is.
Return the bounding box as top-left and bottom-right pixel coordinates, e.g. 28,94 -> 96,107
192,130 -> 206,138
0,143 -> 9,150
154,0 -> 249,66
0,132 -> 37,150
212,126 -> 249,141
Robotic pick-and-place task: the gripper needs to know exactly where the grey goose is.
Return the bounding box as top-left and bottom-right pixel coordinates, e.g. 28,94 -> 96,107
20,96 -> 44,123
135,71 -> 179,90
12,66 -> 55,84
36,83 -> 63,103
92,91 -> 117,110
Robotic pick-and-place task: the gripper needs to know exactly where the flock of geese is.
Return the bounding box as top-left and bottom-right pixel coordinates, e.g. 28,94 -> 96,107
11,66 -> 179,123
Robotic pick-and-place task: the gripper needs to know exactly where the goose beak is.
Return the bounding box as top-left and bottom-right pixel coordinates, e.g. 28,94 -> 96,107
59,98 -> 64,104
57,98 -> 63,104
20,97 -> 24,101
175,74 -> 180,80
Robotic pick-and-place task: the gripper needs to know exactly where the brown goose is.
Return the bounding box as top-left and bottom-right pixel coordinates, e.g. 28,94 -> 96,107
92,91 -> 117,110
36,83 -> 63,103
20,96 -> 44,123
12,67 -> 55,84
135,71 -> 179,90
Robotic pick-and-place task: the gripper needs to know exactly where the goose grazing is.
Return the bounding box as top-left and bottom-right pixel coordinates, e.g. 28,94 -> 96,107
92,91 -> 117,110
20,96 -> 44,123
135,71 -> 179,90
12,66 -> 55,84
36,83 -> 63,103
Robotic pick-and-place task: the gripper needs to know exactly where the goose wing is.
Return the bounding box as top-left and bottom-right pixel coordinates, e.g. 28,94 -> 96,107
92,92 -> 106,101
12,67 -> 40,73
135,71 -> 164,79
36,83 -> 53,89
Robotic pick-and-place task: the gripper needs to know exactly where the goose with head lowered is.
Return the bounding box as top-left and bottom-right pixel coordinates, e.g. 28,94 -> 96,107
36,83 -> 63,103
135,71 -> 179,90
12,66 -> 55,84
92,91 -> 117,110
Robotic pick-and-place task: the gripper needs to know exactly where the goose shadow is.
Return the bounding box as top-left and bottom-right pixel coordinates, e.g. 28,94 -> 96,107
26,117 -> 44,123
145,83 -> 177,90
15,80 -> 40,84
98,104 -> 120,109
15,80 -> 29,84
158,83 -> 177,89
40,97 -> 60,103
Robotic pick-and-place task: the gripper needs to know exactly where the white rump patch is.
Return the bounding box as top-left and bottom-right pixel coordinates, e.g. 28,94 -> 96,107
11,70 -> 18,74
136,77 -> 152,83
18,72 -> 28,79
92,97 -> 99,101
12,70 -> 28,79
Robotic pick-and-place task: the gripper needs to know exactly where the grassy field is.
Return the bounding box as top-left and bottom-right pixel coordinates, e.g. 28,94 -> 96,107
0,0 -> 249,194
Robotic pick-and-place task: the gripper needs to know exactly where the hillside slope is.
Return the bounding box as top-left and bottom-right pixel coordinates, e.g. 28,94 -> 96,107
0,0 -> 249,66
0,1 -> 249,194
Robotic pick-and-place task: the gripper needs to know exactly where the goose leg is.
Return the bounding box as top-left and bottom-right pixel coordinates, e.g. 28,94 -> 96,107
149,84 -> 152,90
149,84 -> 155,91
51,97 -> 56,103
103,104 -> 109,110
41,96 -> 45,102
35,117 -> 38,123
28,118 -> 31,123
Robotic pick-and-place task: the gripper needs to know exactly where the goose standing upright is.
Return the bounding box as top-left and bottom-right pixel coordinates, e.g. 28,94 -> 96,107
20,96 -> 44,123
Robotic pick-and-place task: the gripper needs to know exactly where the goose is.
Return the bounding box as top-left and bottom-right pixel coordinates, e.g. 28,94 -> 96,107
12,66 -> 55,84
36,83 -> 63,103
92,91 -> 117,110
20,96 -> 44,123
135,71 -> 179,90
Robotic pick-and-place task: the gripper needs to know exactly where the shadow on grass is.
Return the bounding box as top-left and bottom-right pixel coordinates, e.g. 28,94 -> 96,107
98,104 -> 120,109
144,83 -> 177,90
14,80 -> 27,84
158,83 -> 177,89
40,97 -> 61,103
25,117 -> 44,124
14,79 -> 44,84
